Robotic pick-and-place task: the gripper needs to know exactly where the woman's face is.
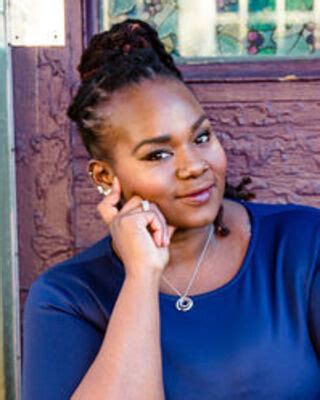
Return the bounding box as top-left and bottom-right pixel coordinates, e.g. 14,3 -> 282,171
98,77 -> 227,229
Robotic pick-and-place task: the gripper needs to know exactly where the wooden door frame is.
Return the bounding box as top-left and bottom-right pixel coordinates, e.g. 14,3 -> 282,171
0,1 -> 21,399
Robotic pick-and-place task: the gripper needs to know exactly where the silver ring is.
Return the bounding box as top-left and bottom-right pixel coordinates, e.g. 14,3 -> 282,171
141,200 -> 150,212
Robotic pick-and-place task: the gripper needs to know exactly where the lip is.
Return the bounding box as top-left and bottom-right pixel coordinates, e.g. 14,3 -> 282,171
175,183 -> 216,206
176,183 -> 215,198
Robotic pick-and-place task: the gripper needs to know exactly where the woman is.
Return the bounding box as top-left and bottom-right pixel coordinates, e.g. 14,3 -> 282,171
22,19 -> 320,399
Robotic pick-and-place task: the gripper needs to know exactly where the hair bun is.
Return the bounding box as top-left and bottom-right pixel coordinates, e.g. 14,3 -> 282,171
79,19 -> 155,82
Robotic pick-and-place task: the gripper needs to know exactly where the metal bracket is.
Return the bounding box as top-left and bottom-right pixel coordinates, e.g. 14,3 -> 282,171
7,0 -> 65,47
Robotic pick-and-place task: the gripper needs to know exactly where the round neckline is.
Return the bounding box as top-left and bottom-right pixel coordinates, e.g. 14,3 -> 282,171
159,198 -> 259,302
105,198 -> 259,301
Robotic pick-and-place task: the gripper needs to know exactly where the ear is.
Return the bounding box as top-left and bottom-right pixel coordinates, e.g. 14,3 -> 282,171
88,159 -> 124,202
87,159 -> 115,187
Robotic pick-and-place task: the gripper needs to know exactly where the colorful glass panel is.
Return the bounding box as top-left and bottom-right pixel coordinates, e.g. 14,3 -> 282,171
105,0 -> 179,56
247,23 -> 276,55
102,0 -> 320,61
217,0 -> 239,13
282,23 -> 316,55
249,0 -> 275,13
286,0 -> 313,11
216,24 -> 240,56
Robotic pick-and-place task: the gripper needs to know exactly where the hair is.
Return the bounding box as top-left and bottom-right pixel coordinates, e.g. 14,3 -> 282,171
67,18 -> 255,237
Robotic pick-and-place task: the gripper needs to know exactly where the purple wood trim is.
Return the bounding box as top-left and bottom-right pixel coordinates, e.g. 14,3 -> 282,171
179,59 -> 320,83
82,0 -> 100,47
14,0 -> 83,306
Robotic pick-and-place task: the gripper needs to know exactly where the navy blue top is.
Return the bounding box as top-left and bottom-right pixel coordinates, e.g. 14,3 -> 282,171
22,199 -> 320,399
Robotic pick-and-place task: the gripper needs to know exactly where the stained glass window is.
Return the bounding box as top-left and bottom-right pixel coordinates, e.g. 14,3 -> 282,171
101,0 -> 320,62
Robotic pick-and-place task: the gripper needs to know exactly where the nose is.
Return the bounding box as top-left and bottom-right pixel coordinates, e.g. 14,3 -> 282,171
175,151 -> 209,179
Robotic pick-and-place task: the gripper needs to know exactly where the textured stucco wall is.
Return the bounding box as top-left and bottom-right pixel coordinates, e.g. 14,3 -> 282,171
192,81 -> 320,207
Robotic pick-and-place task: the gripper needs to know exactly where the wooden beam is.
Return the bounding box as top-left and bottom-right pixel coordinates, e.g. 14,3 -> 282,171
0,1 -> 20,399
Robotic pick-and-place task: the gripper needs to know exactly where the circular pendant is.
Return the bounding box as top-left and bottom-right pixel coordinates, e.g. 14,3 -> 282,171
175,296 -> 193,312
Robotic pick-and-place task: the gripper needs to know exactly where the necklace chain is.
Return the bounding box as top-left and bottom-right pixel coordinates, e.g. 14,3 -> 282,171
161,224 -> 214,306
160,211 -> 252,311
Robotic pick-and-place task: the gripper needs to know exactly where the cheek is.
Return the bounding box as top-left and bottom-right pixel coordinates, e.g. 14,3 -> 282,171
116,165 -> 169,201
206,143 -> 228,175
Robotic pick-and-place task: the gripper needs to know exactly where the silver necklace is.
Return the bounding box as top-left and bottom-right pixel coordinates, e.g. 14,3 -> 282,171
161,224 -> 214,312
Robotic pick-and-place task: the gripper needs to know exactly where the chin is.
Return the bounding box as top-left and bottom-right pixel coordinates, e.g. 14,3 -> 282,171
166,208 -> 218,230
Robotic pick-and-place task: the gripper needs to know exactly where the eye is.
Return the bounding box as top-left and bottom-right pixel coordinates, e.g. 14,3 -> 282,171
194,129 -> 211,145
143,149 -> 172,161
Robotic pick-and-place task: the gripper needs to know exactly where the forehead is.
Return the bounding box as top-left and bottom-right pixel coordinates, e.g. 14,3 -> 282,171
106,77 -> 204,145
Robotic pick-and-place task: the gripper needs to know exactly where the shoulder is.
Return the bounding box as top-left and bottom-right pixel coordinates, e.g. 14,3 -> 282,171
227,198 -> 320,243
231,199 -> 320,267
25,234 -> 125,324
33,234 -> 121,287
244,199 -> 320,218
241,199 -> 320,232
244,199 -> 320,272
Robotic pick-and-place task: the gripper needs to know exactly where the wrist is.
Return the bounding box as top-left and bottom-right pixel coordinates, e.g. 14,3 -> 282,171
125,269 -> 162,288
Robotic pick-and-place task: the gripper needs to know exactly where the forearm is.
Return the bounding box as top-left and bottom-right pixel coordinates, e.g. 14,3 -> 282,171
71,273 -> 164,400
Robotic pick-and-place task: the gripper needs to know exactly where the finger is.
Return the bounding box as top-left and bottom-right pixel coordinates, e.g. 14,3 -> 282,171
124,209 -> 163,247
97,196 -> 119,225
133,201 -> 167,247
148,204 -> 168,246
167,225 -> 177,243
112,176 -> 121,198
118,194 -> 146,214
127,201 -> 170,247
144,210 -> 164,247
96,177 -> 122,225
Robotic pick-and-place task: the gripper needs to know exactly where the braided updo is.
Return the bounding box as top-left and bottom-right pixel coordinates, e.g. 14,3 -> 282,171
67,18 -> 255,236
67,18 -> 182,162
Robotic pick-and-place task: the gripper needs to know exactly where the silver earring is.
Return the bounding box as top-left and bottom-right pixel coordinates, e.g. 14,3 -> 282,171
97,185 -> 112,196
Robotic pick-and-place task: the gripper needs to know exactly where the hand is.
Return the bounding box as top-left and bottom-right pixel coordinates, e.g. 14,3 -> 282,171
97,177 -> 176,280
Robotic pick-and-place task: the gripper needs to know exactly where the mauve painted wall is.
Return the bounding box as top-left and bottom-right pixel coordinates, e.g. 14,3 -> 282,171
13,2 -> 320,318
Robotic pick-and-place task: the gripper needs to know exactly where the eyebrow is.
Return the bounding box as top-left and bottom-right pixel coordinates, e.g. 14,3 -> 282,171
132,114 -> 208,155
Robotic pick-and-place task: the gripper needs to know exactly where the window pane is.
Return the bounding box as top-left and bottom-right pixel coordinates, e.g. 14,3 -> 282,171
101,0 -> 320,62
247,23 -> 276,55
286,0 -> 313,11
103,0 -> 180,57
249,0 -> 275,13
217,0 -> 239,13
